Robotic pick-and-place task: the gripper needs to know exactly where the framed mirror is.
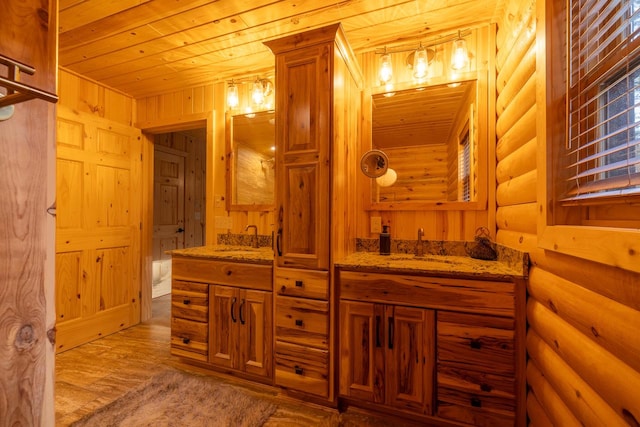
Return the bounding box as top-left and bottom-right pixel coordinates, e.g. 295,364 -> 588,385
225,110 -> 275,211
364,76 -> 488,210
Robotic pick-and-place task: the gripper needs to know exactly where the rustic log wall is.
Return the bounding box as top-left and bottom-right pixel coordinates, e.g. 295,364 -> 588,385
496,0 -> 640,425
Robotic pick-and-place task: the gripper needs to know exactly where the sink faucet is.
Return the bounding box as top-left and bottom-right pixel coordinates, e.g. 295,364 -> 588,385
245,224 -> 259,248
415,228 -> 424,257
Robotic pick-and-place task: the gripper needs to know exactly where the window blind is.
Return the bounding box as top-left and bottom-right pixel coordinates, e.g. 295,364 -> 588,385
565,0 -> 640,200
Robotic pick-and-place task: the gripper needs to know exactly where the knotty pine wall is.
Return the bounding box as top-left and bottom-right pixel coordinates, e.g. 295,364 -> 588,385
496,0 -> 640,425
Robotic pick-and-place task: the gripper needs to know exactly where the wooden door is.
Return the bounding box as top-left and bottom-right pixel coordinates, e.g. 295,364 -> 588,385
238,289 -> 272,378
339,300 -> 383,403
153,149 -> 185,260
386,306 -> 435,415
209,285 -> 238,369
55,105 -> 141,352
273,42 -> 331,270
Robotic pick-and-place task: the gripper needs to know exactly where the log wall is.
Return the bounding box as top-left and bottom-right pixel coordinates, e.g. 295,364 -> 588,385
495,0 -> 640,425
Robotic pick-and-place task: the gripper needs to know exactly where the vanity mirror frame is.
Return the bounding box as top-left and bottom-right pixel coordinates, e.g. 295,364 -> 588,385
361,70 -> 491,211
225,110 -> 276,212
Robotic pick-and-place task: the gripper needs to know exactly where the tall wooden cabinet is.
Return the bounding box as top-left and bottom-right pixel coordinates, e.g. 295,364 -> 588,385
265,23 -> 362,402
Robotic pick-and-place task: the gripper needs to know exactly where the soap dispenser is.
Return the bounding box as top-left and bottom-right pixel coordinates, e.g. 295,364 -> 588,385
379,225 -> 391,255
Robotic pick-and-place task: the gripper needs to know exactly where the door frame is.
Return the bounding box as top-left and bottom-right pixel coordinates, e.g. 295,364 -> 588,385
138,112 -> 215,321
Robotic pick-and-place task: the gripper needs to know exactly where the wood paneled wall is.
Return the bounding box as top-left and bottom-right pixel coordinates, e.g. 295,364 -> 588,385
0,1 -> 57,425
495,0 -> 640,425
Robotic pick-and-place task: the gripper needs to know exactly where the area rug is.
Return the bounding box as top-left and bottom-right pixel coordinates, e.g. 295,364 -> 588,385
70,370 -> 277,427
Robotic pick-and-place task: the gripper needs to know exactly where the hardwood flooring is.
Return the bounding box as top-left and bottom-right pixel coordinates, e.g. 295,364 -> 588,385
55,295 -> 421,426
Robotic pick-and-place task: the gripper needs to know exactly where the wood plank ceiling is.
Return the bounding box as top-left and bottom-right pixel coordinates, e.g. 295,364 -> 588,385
59,0 -> 504,99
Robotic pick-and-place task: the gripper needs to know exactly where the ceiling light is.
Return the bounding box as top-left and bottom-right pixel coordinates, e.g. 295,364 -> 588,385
412,45 -> 429,80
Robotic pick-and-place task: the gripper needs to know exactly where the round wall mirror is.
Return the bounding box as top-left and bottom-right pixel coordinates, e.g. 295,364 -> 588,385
360,149 -> 389,178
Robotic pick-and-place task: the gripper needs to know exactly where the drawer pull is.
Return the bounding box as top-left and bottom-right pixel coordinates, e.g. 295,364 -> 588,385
388,316 -> 394,350
295,319 -> 303,327
183,299 -> 191,305
470,397 -> 482,407
470,339 -> 482,349
480,383 -> 492,392
294,365 -> 304,375
295,280 -> 303,287
182,337 -> 190,344
231,297 -> 237,323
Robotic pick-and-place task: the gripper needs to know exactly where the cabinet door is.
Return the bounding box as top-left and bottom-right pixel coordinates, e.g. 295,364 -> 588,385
274,44 -> 331,270
339,301 -> 385,403
386,306 -> 435,415
238,289 -> 272,378
209,285 -> 238,369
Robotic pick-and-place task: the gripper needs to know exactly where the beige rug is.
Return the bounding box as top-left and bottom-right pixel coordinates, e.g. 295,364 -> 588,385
70,370 -> 277,427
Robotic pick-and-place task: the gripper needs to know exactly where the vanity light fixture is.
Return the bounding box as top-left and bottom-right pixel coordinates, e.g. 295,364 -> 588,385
411,44 -> 430,80
227,80 -> 239,108
378,48 -> 393,84
450,31 -> 469,71
251,77 -> 273,107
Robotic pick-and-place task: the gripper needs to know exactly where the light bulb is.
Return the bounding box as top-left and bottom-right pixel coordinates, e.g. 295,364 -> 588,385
451,36 -> 469,71
227,82 -> 239,108
379,52 -> 393,84
252,79 -> 265,106
413,46 -> 429,79
376,168 -> 397,187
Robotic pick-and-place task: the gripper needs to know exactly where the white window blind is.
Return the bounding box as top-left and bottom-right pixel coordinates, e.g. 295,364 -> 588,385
459,131 -> 471,202
565,0 -> 640,200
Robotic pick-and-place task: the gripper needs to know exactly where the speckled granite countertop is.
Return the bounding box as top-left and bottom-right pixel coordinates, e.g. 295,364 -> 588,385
335,249 -> 528,280
170,245 -> 274,265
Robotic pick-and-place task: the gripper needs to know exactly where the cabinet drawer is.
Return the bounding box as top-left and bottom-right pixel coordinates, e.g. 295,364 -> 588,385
437,385 -> 515,427
275,341 -> 329,398
275,296 -> 329,348
173,256 -> 272,290
170,317 -> 208,362
437,312 -> 514,375
275,268 -> 329,300
172,281 -> 209,322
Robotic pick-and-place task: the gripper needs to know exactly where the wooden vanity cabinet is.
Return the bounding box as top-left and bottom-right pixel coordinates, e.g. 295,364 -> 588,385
265,23 -> 362,402
339,301 -> 435,415
170,255 -> 273,382
338,269 -> 526,426
209,286 -> 272,378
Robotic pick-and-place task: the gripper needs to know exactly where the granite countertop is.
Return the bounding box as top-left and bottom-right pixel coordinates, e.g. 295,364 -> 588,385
335,251 -> 528,280
170,245 -> 274,265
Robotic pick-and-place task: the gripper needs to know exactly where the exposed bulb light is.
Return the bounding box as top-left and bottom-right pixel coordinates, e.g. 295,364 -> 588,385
412,45 -> 429,80
451,31 -> 469,71
378,49 -> 393,84
252,78 -> 265,106
227,80 -> 239,109
376,168 -> 397,187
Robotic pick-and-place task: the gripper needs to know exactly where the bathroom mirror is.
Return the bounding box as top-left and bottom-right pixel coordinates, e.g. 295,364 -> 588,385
364,77 -> 488,210
360,149 -> 389,178
225,110 -> 275,211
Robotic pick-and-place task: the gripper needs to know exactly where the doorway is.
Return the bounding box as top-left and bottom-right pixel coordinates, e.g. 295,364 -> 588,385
151,128 -> 206,298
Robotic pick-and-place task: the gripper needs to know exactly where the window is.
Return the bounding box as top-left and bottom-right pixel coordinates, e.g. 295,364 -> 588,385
565,0 -> 640,201
540,0 -> 640,273
458,127 -> 471,202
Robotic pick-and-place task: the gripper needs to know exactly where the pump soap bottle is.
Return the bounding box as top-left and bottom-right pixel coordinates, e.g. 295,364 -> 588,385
379,225 -> 391,255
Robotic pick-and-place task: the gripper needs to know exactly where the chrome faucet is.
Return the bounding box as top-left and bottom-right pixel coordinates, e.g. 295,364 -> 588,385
245,224 -> 259,248
415,228 -> 424,257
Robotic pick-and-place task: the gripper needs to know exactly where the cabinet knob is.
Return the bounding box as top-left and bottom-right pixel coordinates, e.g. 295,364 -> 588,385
294,365 -> 304,375
470,397 -> 482,407
295,319 -> 303,327
295,280 -> 303,287
183,299 -> 191,305
470,339 -> 482,349
182,337 -> 190,344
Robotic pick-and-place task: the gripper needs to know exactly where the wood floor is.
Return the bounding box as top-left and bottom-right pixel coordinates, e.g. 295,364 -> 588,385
55,295 -> 421,426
